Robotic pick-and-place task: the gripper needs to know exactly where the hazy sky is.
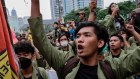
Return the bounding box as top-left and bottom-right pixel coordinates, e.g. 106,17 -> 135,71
5,0 -> 128,19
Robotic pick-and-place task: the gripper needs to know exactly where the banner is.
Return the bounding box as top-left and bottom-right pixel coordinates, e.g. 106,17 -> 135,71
0,1 -> 18,79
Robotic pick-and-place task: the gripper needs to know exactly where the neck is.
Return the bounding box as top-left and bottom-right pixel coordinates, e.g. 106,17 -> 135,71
111,48 -> 121,57
55,28 -> 58,30
22,65 -> 33,76
80,52 -> 99,66
63,46 -> 68,51
80,18 -> 84,21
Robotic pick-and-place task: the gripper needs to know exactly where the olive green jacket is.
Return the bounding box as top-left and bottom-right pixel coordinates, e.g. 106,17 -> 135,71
20,66 -> 48,79
99,15 -> 117,36
108,49 -> 126,58
47,28 -> 61,39
99,15 -> 125,36
107,50 -> 134,79
28,15 -> 140,79
128,37 -> 140,49
57,44 -> 75,55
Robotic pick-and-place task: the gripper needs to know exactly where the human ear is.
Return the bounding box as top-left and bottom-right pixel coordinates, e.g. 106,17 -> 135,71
121,42 -> 124,47
98,39 -> 105,48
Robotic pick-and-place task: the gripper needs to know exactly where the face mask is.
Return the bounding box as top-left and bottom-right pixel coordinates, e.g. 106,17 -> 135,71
66,24 -> 69,27
19,57 -> 32,70
60,41 -> 68,47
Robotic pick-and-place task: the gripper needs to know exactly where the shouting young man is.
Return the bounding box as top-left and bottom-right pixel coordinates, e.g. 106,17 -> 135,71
28,0 -> 140,79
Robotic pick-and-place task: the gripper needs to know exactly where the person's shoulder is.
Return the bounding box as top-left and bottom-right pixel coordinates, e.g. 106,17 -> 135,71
104,14 -> 111,17
38,67 -> 46,72
38,67 -> 48,78
128,36 -> 135,41
105,14 -> 114,19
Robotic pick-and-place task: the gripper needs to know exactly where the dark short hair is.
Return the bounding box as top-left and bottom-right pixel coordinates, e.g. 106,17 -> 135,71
61,24 -> 66,27
110,34 -> 124,42
14,41 -> 35,54
75,21 -> 109,53
58,32 -> 69,43
54,22 -> 59,25
76,10 -> 86,17
116,29 -> 132,40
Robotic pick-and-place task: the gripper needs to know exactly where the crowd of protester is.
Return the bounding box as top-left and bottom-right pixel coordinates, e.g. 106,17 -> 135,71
12,0 -> 140,79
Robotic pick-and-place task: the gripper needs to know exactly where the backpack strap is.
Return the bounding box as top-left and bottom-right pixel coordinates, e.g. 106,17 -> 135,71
99,60 -> 116,79
36,67 -> 43,79
61,56 -> 79,79
61,57 -> 116,79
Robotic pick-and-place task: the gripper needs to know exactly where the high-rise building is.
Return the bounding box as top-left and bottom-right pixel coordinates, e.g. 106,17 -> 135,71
11,8 -> 17,18
77,0 -> 90,9
50,0 -> 62,19
8,8 -> 19,33
62,0 -> 104,16
50,0 -> 104,18
62,0 -> 76,16
97,0 -> 104,9
50,0 -> 56,19
7,8 -> 30,33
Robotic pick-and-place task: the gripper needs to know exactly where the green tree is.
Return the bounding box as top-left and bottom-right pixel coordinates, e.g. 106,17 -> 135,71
64,7 -> 90,22
118,1 -> 136,19
97,8 -> 108,20
64,1 -> 136,22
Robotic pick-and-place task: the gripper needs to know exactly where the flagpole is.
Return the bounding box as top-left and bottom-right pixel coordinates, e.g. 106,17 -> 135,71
1,0 -> 13,45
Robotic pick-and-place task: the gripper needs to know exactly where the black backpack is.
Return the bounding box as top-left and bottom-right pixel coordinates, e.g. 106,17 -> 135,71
61,56 -> 116,79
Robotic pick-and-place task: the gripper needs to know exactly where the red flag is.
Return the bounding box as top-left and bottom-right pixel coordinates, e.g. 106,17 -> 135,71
11,28 -> 18,44
0,1 -> 19,79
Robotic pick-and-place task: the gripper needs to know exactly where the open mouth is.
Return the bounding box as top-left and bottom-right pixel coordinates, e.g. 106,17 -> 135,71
110,45 -> 115,48
77,45 -> 84,53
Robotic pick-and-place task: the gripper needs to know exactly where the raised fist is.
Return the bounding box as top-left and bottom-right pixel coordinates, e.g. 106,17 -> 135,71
89,0 -> 97,12
125,24 -> 134,32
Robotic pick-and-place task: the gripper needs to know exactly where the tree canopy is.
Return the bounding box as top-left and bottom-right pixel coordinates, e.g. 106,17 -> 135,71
64,1 -> 136,22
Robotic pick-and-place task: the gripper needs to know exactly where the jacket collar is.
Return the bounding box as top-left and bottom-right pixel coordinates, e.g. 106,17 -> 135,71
20,65 -> 39,79
65,62 -> 106,79
109,49 -> 125,58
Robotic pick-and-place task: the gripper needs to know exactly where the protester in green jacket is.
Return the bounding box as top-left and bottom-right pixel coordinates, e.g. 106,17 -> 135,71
29,0 -> 140,79
116,27 -> 140,50
126,24 -> 140,49
57,32 -> 76,54
47,22 -> 61,39
128,24 -> 140,41
14,41 -> 48,79
109,34 -> 126,58
99,3 -> 125,36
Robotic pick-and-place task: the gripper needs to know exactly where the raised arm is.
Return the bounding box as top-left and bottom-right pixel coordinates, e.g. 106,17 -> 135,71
29,0 -> 74,76
121,34 -> 130,49
126,24 -> 140,43
31,0 -> 40,18
88,0 -> 97,21
98,6 -> 119,35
